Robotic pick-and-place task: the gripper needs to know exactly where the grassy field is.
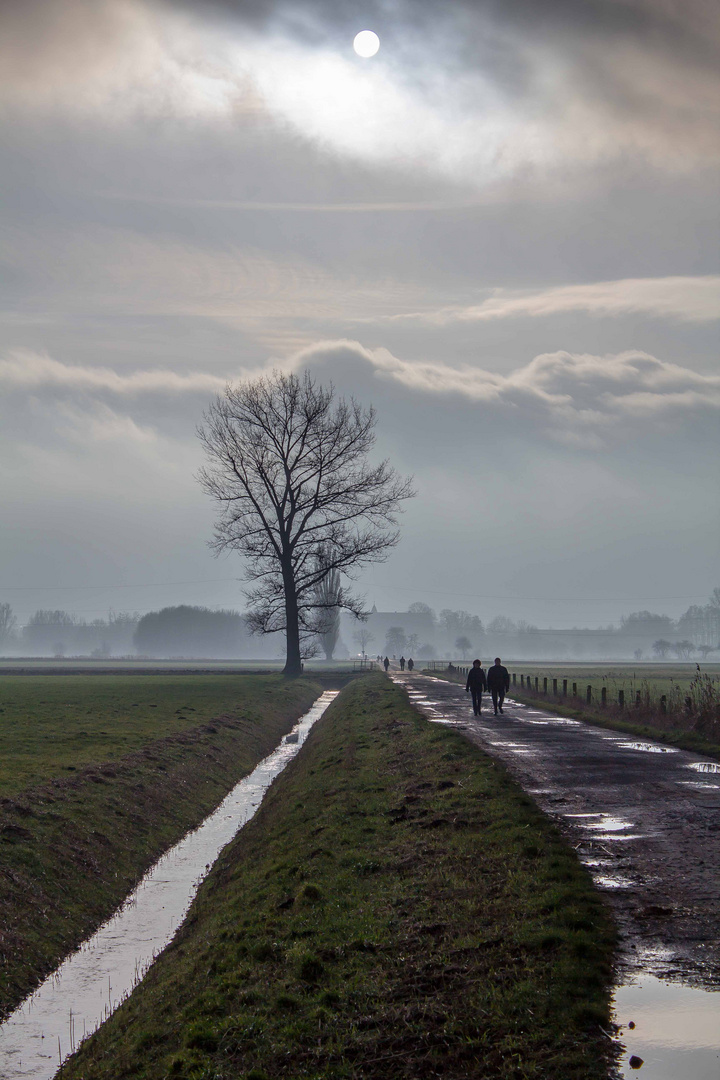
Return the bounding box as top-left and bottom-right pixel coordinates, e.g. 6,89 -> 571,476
504,663 -> 719,703
0,673 -> 317,796
61,674 -> 617,1080
0,674 -> 324,1017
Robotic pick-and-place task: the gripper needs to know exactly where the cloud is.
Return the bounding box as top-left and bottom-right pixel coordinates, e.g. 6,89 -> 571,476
0,350 -> 229,395
291,339 -> 720,446
389,276 -> 720,326
2,0 -> 718,185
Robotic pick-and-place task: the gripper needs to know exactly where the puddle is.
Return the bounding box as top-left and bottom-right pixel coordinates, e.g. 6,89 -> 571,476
593,875 -> 634,889
687,762 -> 720,774
576,816 -> 635,832
678,781 -> 720,791
0,691 -> 339,1080
613,974 -> 720,1079
594,833 -> 646,842
617,742 -> 678,754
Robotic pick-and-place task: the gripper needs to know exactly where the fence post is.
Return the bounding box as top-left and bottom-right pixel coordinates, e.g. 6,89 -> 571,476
618,690 -> 624,709
513,672 -> 516,686
572,682 -> 577,696
543,677 -> 548,693
563,679 -> 568,696
535,676 -> 539,692
660,695 -> 667,714
586,685 -> 592,704
552,678 -> 558,695
635,690 -> 641,708
601,687 -> 607,707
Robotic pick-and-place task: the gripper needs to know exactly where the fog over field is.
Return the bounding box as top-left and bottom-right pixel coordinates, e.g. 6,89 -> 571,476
1,0 -> 718,642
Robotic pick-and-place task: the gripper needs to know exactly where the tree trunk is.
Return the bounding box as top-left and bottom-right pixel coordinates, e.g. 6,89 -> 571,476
282,562 -> 302,677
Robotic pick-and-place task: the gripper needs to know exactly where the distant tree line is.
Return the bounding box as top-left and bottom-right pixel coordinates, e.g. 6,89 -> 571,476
0,604 -> 272,659
348,588 -> 720,662
2,587 -> 718,661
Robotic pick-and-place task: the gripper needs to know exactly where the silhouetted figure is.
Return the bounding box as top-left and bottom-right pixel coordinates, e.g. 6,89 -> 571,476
407,658 -> 414,671
383,656 -> 390,672
487,657 -> 510,715
399,656 -> 405,670
465,659 -> 486,715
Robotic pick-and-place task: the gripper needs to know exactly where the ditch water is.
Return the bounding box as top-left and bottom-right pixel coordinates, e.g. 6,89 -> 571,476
0,690 -> 339,1080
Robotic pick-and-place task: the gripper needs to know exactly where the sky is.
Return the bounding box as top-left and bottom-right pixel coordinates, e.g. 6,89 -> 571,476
1,0 -> 718,632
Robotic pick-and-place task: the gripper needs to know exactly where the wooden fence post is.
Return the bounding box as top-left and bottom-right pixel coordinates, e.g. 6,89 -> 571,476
543,677 -> 548,693
635,690 -> 641,708
586,685 -> 592,704
552,678 -> 558,695
660,695 -> 667,714
513,673 -> 516,686
601,687 -> 607,707
563,679 -> 568,696
618,690 -> 624,708
535,677 -> 539,692
572,682 -> 577,696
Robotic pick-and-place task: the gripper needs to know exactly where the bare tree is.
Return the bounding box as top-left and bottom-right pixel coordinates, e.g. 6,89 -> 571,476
315,546 -> 341,661
353,621 -> 375,658
385,626 -> 407,656
197,371 -> 414,676
672,639 -> 694,660
455,635 -> 472,659
0,602 -> 17,647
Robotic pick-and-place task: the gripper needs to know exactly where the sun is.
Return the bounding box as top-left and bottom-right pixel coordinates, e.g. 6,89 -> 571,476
353,30 -> 380,58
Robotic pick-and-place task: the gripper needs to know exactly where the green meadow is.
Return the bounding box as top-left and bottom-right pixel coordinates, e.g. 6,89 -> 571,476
0,673 -> 323,1016
62,674 -> 617,1080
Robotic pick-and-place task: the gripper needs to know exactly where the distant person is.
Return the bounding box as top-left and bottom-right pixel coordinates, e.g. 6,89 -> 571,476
465,659 -> 486,716
383,656 -> 390,672
399,656 -> 405,671
487,657 -> 510,715
407,658 -> 414,671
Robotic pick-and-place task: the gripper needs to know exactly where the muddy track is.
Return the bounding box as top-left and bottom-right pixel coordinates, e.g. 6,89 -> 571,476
393,672 -> 720,988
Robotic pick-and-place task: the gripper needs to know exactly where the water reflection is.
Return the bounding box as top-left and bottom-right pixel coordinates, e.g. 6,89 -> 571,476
0,691 -> 338,1080
614,975 -> 720,1079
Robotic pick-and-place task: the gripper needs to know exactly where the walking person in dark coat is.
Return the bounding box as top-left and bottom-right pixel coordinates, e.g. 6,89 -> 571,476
465,659 -> 486,715
383,656 -> 390,672
407,658 -> 414,671
487,657 -> 510,714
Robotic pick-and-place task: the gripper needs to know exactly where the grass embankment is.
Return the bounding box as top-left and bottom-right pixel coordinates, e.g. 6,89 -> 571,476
0,674 -> 323,1018
428,668 -> 720,761
62,674 -> 617,1080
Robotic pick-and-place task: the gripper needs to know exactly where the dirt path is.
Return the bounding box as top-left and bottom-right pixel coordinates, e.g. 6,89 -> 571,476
393,672 -> 720,988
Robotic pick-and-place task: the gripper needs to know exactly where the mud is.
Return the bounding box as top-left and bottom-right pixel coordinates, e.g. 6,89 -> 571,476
395,673 -> 720,988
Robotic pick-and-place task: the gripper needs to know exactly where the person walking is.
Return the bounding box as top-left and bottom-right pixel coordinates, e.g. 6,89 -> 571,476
465,659 -> 487,715
487,657 -> 510,715
383,656 -> 390,672
399,656 -> 406,671
407,658 -> 414,671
